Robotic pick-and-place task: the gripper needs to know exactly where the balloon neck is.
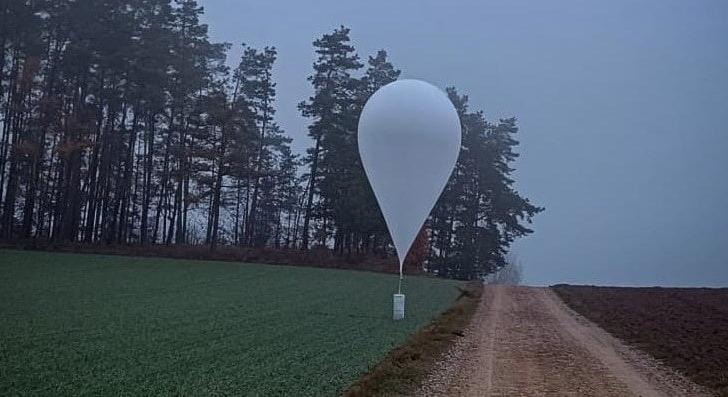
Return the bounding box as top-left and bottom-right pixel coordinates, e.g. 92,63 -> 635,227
397,254 -> 404,294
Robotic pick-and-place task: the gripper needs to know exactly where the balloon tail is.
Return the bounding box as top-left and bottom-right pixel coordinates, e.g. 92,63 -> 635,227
398,272 -> 403,294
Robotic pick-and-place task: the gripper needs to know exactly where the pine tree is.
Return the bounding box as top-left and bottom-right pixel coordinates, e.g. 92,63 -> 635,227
428,88 -> 543,280
299,26 -> 362,249
159,0 -> 227,244
234,45 -> 278,246
332,50 -> 401,255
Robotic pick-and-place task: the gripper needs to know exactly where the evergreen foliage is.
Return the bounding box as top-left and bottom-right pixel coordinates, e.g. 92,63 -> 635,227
0,2 -> 542,280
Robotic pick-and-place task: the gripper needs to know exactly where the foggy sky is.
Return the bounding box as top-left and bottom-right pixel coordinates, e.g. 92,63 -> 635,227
201,0 -> 728,287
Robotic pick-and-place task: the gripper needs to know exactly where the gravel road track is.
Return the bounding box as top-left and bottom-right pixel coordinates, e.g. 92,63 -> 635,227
419,285 -> 711,397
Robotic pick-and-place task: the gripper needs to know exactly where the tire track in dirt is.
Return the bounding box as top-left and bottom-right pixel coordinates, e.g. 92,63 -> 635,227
420,286 -> 711,397
466,285 -> 501,395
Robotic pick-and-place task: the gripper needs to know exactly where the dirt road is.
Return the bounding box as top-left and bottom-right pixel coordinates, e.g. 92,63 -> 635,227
420,286 -> 711,397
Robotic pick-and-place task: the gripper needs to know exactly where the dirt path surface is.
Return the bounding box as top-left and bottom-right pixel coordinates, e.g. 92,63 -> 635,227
420,286 -> 711,397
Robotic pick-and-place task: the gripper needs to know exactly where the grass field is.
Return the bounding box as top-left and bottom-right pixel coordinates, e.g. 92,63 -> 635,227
0,250 -> 461,396
552,285 -> 728,396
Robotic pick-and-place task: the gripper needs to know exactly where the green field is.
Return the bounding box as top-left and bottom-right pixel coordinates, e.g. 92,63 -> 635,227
0,250 -> 460,395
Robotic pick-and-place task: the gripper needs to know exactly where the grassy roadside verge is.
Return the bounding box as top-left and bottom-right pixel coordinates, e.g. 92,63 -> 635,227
345,281 -> 483,396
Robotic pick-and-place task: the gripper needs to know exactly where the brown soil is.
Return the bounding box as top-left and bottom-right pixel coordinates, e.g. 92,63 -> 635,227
553,285 -> 728,396
420,286 -> 712,396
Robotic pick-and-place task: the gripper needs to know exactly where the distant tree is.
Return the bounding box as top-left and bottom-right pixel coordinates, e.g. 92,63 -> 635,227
485,255 -> 524,285
267,145 -> 303,248
233,45 -> 279,246
298,26 -> 362,249
343,50 -> 401,255
428,88 -> 543,280
195,81 -> 254,251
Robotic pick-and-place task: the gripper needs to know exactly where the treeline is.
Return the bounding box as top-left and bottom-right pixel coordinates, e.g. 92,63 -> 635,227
0,0 -> 542,280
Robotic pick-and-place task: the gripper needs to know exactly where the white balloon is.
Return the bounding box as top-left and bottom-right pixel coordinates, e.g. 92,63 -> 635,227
358,79 -> 461,276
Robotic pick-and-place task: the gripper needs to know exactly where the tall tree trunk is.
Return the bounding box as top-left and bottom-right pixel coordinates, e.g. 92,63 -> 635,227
209,142 -> 224,251
117,108 -> 138,243
140,115 -> 154,244
301,137 -> 320,249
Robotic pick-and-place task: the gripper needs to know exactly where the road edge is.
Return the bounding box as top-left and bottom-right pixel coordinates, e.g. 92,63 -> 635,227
548,287 -> 714,397
344,281 -> 483,397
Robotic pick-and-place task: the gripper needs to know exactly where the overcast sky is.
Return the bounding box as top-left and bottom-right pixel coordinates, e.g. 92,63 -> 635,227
201,0 -> 728,287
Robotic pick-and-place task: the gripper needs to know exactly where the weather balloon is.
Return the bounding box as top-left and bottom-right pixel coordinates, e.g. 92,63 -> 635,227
358,79 -> 462,319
